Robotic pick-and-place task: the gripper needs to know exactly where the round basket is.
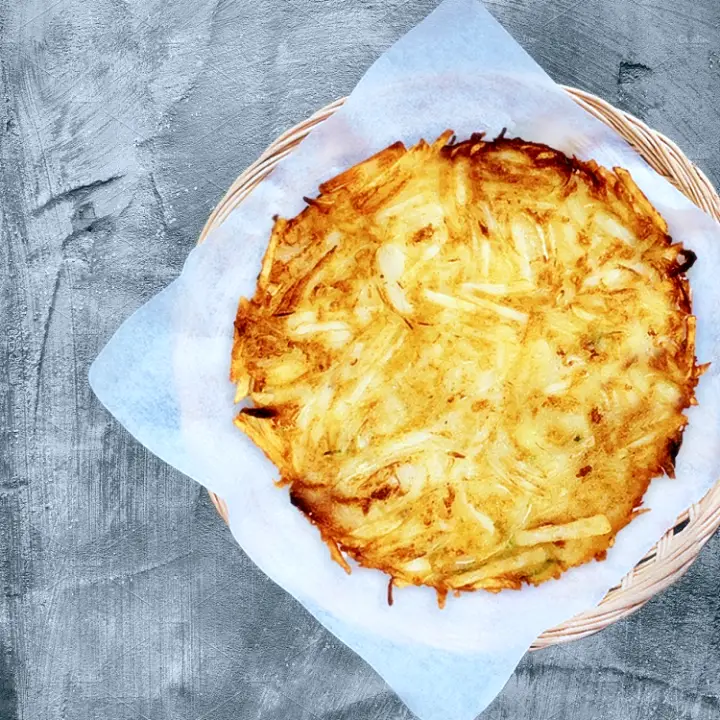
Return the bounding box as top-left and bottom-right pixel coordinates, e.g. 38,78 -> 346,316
198,86 -> 720,650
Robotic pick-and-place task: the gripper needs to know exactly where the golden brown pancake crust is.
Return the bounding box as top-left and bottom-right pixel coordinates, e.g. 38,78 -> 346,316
231,132 -> 702,602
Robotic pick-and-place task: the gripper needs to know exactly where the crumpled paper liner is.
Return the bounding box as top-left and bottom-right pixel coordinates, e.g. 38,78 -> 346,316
90,1 -> 720,717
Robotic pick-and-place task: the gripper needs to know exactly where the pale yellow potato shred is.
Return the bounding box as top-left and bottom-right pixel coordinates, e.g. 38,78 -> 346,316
230,131 -> 703,605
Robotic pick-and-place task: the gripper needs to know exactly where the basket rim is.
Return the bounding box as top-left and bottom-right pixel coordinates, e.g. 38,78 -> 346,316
198,86 -> 720,650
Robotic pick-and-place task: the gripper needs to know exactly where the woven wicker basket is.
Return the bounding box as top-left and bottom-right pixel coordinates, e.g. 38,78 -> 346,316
198,86 -> 720,650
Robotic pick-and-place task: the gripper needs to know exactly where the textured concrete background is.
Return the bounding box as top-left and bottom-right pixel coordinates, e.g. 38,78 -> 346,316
2,0 -> 720,718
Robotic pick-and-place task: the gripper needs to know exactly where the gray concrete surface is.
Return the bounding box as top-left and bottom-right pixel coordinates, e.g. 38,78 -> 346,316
2,0 -> 720,718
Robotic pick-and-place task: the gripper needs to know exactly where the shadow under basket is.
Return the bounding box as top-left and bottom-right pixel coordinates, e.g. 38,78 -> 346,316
197,86 -> 720,650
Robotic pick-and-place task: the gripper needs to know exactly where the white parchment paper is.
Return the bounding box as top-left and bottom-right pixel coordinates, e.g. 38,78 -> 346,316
89,1 -> 720,717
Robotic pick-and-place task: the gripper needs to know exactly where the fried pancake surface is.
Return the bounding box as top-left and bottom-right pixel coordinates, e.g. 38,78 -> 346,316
231,132 -> 701,600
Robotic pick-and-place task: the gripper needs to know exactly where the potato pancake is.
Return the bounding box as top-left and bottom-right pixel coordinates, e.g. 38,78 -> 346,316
230,131 -> 702,604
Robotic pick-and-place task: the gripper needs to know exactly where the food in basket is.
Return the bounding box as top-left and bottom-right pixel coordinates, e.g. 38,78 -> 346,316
230,131 -> 702,605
